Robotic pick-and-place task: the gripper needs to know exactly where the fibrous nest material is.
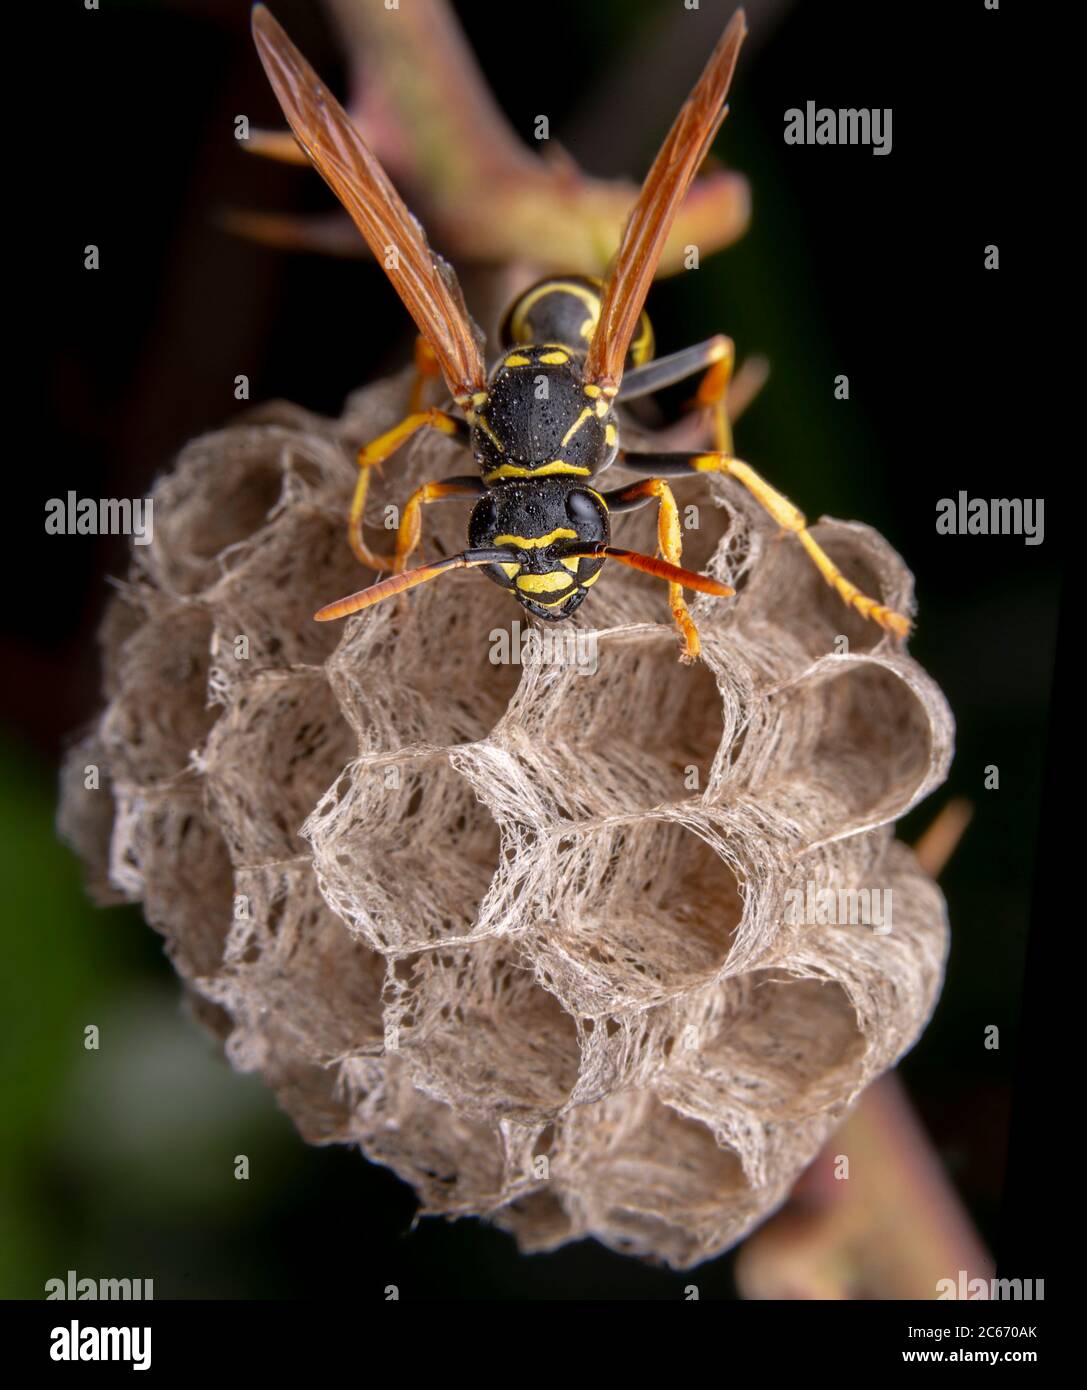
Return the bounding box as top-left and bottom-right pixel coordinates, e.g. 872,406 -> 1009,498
59,370 -> 954,1268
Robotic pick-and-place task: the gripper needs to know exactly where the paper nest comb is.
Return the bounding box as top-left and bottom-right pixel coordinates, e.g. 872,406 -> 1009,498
59,370 -> 954,1268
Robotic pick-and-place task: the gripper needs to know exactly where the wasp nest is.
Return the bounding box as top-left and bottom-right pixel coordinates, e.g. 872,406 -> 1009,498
59,371 -> 953,1268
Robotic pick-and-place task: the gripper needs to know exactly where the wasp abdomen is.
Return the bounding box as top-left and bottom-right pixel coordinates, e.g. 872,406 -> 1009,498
502,275 -> 654,369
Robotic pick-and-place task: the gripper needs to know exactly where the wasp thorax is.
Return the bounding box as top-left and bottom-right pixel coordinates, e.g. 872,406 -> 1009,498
471,347 -> 618,483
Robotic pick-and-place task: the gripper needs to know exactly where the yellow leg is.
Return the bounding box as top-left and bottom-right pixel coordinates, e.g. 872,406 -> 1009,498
724,355 -> 770,427
691,337 -> 735,454
604,478 -> 702,662
393,478 -> 485,574
409,337 -> 443,413
690,340 -> 771,442
690,454 -> 911,638
349,408 -> 466,569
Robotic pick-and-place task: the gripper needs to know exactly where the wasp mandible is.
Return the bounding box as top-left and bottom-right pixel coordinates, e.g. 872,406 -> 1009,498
252,5 -> 911,662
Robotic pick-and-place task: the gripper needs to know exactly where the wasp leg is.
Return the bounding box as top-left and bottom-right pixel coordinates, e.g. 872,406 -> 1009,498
349,410 -> 471,569
618,449 -> 912,639
409,336 -> 443,413
719,355 -> 770,429
242,128 -> 308,164
394,476 -> 487,573
602,477 -> 705,663
617,335 -> 769,451
689,337 -> 735,453
618,336 -> 732,402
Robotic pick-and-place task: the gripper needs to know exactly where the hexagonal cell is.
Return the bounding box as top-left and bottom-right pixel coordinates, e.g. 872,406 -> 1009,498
531,815 -> 745,1013
138,428 -> 288,597
498,627 -> 727,816
305,750 -> 504,952
208,864 -> 386,1067
110,786 -> 234,978
206,504 -> 367,688
563,983 -> 731,1107
493,1186 -> 574,1254
726,973 -> 867,1111
266,1056 -> 359,1146
555,1091 -> 757,1267
738,516 -> 914,660
754,654 -> 951,841
343,1054 -> 508,1215
387,944 -> 582,1125
100,604 -> 217,786
201,672 -> 355,865
655,972 -> 867,1188
325,561 -> 527,751
777,841 -> 950,1074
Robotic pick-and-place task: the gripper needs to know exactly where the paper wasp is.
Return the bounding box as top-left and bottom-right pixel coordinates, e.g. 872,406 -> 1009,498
252,5 -> 910,662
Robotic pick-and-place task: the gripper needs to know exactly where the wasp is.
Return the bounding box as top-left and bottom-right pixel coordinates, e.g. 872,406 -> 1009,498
252,5 -> 910,662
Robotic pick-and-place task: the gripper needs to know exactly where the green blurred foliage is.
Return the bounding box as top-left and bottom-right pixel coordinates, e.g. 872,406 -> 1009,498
0,739 -> 296,1298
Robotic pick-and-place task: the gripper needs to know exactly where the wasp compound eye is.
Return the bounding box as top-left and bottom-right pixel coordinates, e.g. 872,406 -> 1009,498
565,488 -> 602,527
467,493 -> 499,547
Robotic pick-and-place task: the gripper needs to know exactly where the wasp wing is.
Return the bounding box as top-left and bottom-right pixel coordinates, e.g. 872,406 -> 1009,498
251,4 -> 486,400
583,9 -> 747,392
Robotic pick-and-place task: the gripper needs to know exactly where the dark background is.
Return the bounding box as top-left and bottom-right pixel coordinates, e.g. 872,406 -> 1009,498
5,0 -> 1056,1298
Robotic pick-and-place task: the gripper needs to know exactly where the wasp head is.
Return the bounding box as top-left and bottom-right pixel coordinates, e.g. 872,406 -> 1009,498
468,482 -> 610,621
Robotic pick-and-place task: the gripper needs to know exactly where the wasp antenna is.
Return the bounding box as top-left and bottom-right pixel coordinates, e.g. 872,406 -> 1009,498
558,543 -> 734,596
604,548 -> 734,596
314,550 -> 517,621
